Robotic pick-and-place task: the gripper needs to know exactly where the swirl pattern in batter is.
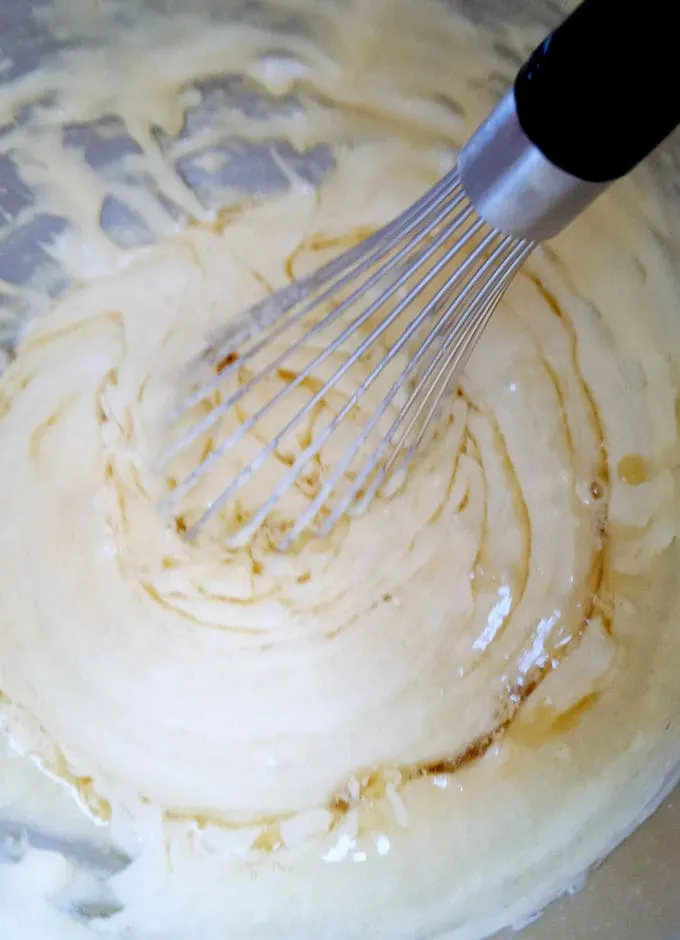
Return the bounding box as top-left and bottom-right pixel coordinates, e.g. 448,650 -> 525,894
0,1 -> 678,938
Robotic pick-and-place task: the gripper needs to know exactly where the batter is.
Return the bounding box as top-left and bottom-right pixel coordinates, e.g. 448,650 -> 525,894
0,1 -> 678,938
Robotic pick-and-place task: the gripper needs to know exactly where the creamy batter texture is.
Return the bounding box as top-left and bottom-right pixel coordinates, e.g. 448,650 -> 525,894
0,1 -> 679,938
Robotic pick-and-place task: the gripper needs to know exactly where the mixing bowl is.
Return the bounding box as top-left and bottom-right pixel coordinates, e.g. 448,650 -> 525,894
0,1 -> 678,938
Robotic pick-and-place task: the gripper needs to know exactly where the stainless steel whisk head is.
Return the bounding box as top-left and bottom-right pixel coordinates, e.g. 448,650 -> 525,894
160,0 -> 679,548
160,169 -> 532,548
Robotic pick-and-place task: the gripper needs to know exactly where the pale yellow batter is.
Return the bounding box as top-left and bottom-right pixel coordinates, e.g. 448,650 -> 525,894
0,1 -> 679,938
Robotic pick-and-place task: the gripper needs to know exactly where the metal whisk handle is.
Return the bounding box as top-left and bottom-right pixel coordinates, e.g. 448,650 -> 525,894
459,0 -> 680,241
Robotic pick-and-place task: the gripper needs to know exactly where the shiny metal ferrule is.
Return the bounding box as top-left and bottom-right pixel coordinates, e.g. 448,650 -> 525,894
458,89 -> 609,242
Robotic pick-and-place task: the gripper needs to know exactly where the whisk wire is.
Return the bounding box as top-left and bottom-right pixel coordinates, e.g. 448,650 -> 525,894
163,186 -> 470,465
170,171 -> 464,426
379,239 -> 532,473
162,169 -> 535,546
164,206 -> 486,518
302,238 -> 531,543
277,233 -> 523,546
180,215 -> 496,542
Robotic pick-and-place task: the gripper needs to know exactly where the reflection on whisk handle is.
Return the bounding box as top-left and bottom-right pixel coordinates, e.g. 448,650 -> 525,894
515,0 -> 680,183
459,0 -> 680,242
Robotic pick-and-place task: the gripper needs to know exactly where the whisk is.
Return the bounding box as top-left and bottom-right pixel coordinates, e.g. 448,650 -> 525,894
161,0 -> 678,548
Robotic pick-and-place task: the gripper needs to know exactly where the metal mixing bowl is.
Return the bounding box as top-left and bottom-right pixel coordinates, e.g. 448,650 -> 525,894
0,1 -> 678,937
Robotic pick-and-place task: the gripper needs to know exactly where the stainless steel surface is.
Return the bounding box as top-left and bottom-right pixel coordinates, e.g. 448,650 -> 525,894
0,1 -> 678,938
459,89 -> 607,240
498,787 -> 680,940
163,171 -> 531,547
